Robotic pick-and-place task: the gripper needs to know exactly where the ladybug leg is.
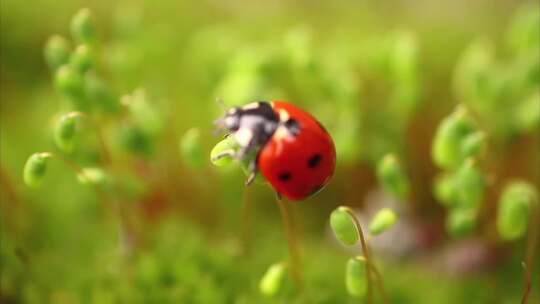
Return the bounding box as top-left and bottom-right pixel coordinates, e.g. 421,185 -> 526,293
244,159 -> 258,186
275,191 -> 282,201
244,153 -> 260,186
245,171 -> 257,186
235,138 -> 258,160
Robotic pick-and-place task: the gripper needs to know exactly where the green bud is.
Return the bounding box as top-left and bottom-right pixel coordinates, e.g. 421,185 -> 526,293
123,89 -> 163,137
346,256 -> 367,298
117,124 -> 152,156
369,208 -> 398,236
376,154 -> 410,201
514,90 -> 540,132
71,8 -> 96,44
330,206 -> 359,246
69,44 -> 94,73
53,113 -> 78,153
209,135 -> 267,183
432,106 -> 476,169
44,35 -> 71,71
460,131 -> 486,159
84,72 -> 119,114
210,136 -> 238,167
454,159 -> 485,209
23,153 -> 51,187
55,65 -> 86,110
259,262 -> 287,297
180,128 -> 205,169
497,181 -> 537,240
506,4 -> 540,54
391,31 -> 419,84
433,173 -> 457,207
77,167 -> 108,186
447,208 -> 477,237
453,40 -> 495,104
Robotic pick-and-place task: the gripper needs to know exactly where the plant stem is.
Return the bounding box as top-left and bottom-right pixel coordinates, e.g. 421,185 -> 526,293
0,165 -> 21,207
43,152 -> 110,207
276,196 -> 303,292
46,151 -> 135,256
366,245 -> 390,304
68,112 -> 111,164
240,187 -> 252,256
344,207 -> 389,304
0,165 -> 24,235
344,207 -> 373,303
522,200 -> 539,304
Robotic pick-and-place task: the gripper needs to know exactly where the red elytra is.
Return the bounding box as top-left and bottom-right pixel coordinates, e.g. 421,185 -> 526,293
258,101 -> 336,200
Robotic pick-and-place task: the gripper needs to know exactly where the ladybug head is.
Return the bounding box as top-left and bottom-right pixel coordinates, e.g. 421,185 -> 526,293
214,101 -> 281,153
215,107 -> 242,132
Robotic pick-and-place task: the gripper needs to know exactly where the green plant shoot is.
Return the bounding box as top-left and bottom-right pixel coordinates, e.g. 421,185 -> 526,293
369,208 -> 398,235
330,206 -> 359,246
346,256 -> 367,298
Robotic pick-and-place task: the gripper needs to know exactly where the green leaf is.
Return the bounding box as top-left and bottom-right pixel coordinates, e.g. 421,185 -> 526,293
69,44 -> 94,73
44,35 -> 71,71
506,4 -> 540,54
77,167 -> 108,186
53,113 -> 78,153
210,136 -> 238,167
460,131 -> 486,159
84,72 -> 119,115
453,39 -> 496,105
514,90 -> 540,132
376,153 -> 410,201
180,128 -> 205,169
55,65 -> 87,110
497,181 -> 537,240
454,159 -> 485,209
330,206 -> 359,246
123,89 -> 163,137
71,8 -> 96,44
432,106 -> 476,169
369,208 -> 398,235
345,256 -> 367,298
259,262 -> 287,297
447,208 -> 477,237
23,153 -> 50,187
117,124 -> 152,156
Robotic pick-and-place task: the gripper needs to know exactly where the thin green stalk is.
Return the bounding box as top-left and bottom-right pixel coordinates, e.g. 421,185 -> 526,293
344,207 -> 373,304
366,243 -> 390,304
522,200 -> 539,304
0,165 -> 24,235
344,207 -> 389,304
67,111 -> 111,164
240,187 -> 253,256
276,196 -> 303,292
64,114 -> 137,255
43,152 -> 108,202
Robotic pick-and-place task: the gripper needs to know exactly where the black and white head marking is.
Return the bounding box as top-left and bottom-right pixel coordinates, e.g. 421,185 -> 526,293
214,100 -> 302,186
215,101 -> 279,159
271,107 -> 301,141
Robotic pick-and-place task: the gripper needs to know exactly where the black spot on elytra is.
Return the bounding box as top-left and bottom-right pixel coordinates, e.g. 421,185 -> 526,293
278,171 -> 292,182
307,154 -> 322,168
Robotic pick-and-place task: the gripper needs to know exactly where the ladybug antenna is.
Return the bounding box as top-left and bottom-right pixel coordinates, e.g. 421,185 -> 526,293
215,97 -> 226,112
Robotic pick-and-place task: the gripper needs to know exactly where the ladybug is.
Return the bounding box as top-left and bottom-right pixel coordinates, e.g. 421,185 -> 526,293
213,100 -> 336,201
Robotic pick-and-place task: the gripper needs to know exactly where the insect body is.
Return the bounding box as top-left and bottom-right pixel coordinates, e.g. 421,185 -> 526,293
214,101 -> 336,201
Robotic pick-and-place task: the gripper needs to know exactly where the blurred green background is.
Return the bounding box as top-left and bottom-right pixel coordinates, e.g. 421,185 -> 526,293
1,0 -> 539,303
